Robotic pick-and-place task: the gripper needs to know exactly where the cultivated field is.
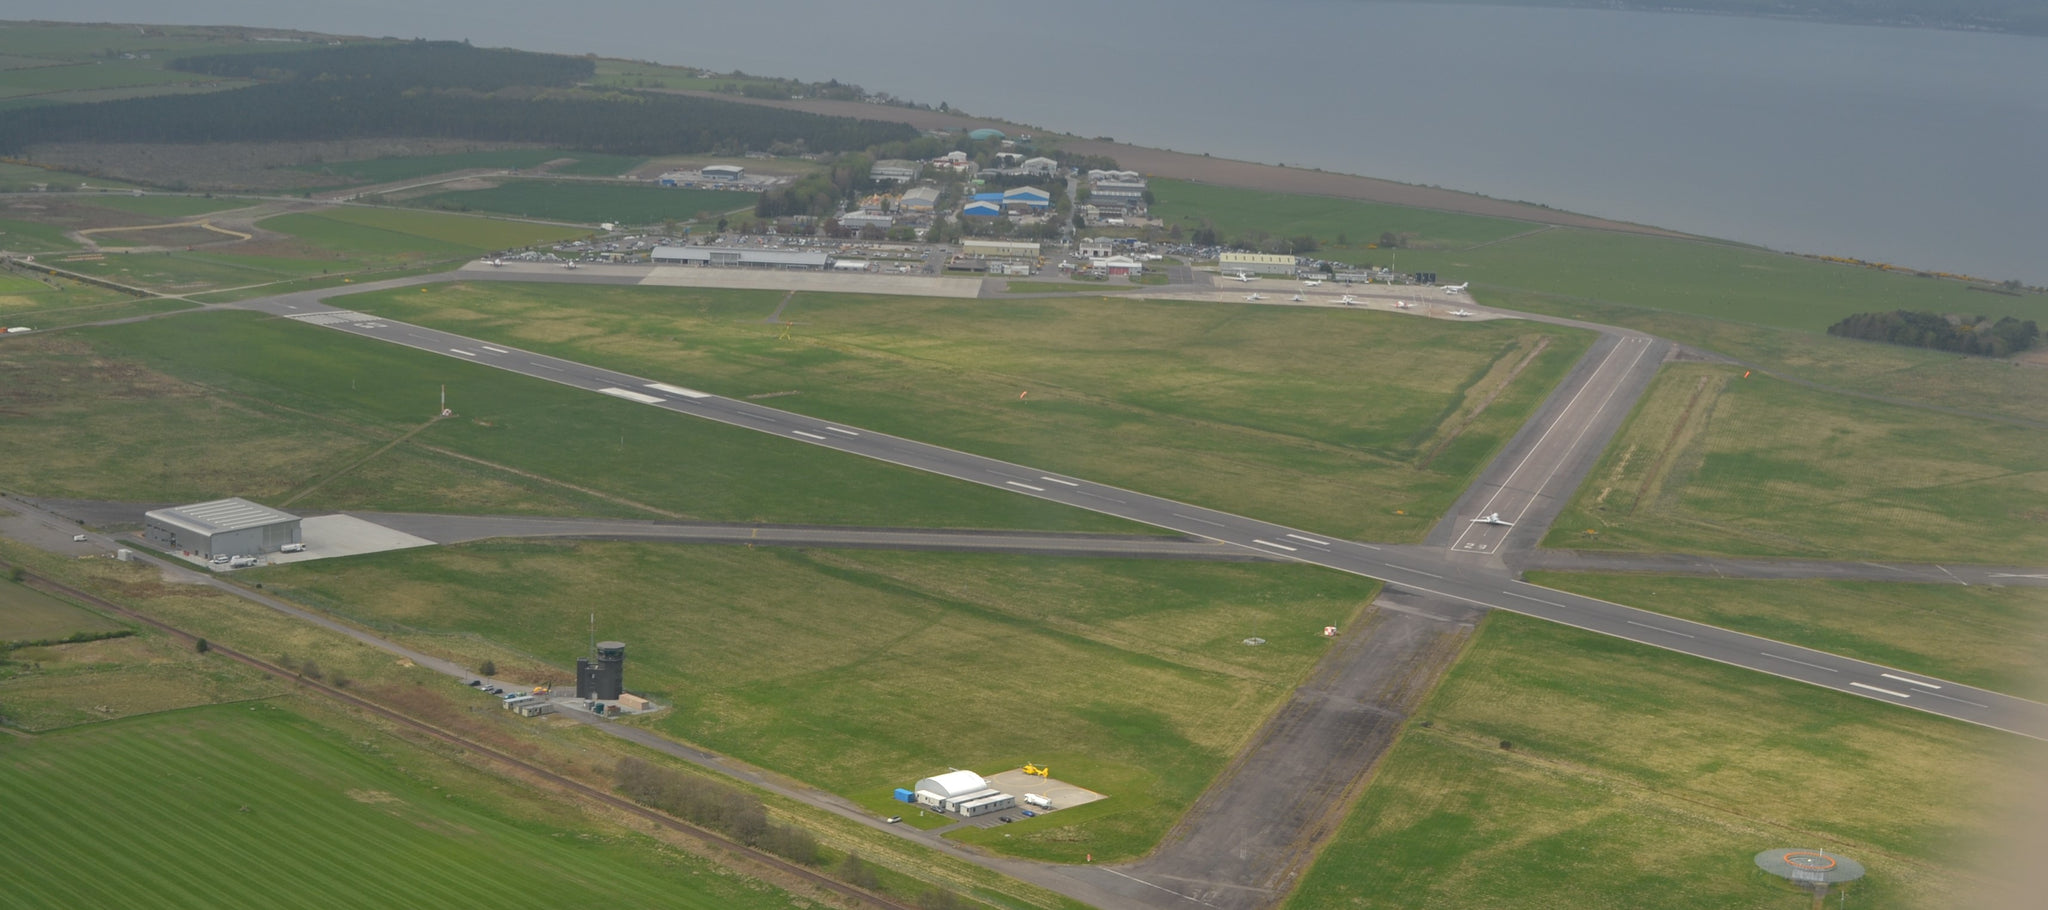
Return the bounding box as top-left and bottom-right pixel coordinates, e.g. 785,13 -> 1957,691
0,704 -> 806,909
258,541 -> 1382,862
1546,363 -> 2048,564
1283,613 -> 2043,909
11,315 -> 1133,531
407,180 -> 754,225
342,282 -> 1592,539
1529,572 -> 2048,701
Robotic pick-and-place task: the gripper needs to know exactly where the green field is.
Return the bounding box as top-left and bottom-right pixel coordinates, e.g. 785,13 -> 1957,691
544,154 -> 650,177
262,206 -> 586,255
298,149 -> 570,186
0,58 -> 227,99
0,704 -> 804,909
1283,612 -> 2042,909
0,578 -> 122,642
74,194 -> 255,218
1547,362 -> 2048,564
30,312 -> 1132,532
410,180 -> 755,225
260,541 -> 1382,862
1530,573 -> 2048,701
340,282 -> 1593,540
0,216 -> 82,251
1150,178 -> 1538,253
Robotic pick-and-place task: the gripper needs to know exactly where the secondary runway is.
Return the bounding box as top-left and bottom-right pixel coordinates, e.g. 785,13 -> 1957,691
228,290 -> 2048,741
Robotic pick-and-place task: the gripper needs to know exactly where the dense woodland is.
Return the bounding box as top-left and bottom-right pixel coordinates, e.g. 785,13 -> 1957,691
1826,310 -> 2039,356
0,42 -> 916,157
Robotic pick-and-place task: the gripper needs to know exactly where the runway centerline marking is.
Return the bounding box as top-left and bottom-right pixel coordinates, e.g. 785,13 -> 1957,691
1172,513 -> 1226,527
598,387 -> 663,404
529,362 -> 564,371
645,382 -> 710,399
1006,481 -> 1046,492
1503,590 -> 1567,608
449,348 -> 476,357
1850,681 -> 1911,699
1284,533 -> 1331,546
1626,619 -> 1694,638
825,426 -> 860,436
1253,539 -> 1297,552
1384,563 -> 1444,579
1760,652 -> 1837,673
1924,691 -> 1990,708
1882,673 -> 1941,690
1039,476 -> 1079,487
481,345 -> 509,354
1077,491 -> 1127,504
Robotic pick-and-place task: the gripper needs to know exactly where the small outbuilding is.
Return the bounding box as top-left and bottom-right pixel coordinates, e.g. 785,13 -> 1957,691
144,498 -> 301,559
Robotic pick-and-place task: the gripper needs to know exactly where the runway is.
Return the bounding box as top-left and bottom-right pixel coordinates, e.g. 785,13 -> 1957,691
228,287 -> 2048,741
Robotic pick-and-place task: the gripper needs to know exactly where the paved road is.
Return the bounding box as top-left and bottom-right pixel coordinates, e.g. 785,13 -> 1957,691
224,290 -> 2048,741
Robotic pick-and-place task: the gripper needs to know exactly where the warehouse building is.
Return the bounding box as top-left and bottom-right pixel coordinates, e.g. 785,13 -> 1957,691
701,164 -> 745,181
144,498 -> 301,559
1218,251 -> 1298,276
961,239 -> 1042,261
870,159 -> 923,183
912,769 -> 1016,817
650,246 -> 830,269
899,185 -> 942,213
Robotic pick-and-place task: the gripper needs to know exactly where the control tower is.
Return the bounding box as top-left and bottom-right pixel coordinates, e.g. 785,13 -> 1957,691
576,641 -> 626,700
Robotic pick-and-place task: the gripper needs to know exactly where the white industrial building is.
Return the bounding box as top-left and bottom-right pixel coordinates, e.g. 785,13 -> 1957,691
650,246 -> 830,269
701,164 -> 745,181
870,159 -> 922,183
1077,238 -> 1116,259
961,239 -> 1042,261
913,770 -> 1017,817
839,210 -> 895,231
1092,255 -> 1144,276
1090,179 -> 1147,202
143,498 -> 301,559
1218,251 -> 1298,276
1021,156 -> 1059,177
899,185 -> 942,212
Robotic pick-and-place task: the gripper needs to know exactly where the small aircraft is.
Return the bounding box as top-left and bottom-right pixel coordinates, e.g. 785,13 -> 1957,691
1245,293 -> 1265,301
1338,294 -> 1359,306
1451,308 -> 1475,318
1302,278 -> 1323,287
1223,271 -> 1258,282
1393,299 -> 1415,309
1471,513 -> 1514,527
486,257 -> 504,267
1290,293 -> 1305,302
1442,281 -> 1469,293
562,261 -> 581,270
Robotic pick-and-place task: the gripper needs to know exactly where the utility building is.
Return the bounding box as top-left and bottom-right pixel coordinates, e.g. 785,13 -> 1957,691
577,641 -> 627,701
143,498 -> 301,559
1218,252 -> 1298,276
650,246 -> 830,269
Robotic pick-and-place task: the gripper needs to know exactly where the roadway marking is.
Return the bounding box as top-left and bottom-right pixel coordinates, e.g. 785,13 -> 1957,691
598,387 -> 664,404
1760,652 -> 1837,673
1625,619 -> 1694,638
1252,539 -> 1297,552
1850,681 -> 1911,699
1172,513 -> 1226,527
1077,491 -> 1127,504
1935,565 -> 1968,586
1284,533 -> 1331,546
645,382 -> 711,399
530,362 -> 564,371
481,345 -> 509,354
1882,673 -> 1941,690
1006,481 -> 1046,492
1924,691 -> 1990,708
1384,563 -> 1444,579
449,348 -> 476,357
1503,590 -> 1568,608
792,430 -> 827,441
1989,573 -> 2048,579
1039,476 -> 1079,487
826,427 -> 860,437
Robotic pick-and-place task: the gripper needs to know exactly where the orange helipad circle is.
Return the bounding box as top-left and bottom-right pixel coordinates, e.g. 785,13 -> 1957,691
1782,852 -> 1838,871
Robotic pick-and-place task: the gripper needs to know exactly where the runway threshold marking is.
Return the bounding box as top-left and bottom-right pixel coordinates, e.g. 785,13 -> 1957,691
598,387 -> 664,404
1006,480 -> 1046,492
1760,652 -> 1837,673
1882,673 -> 1941,690
481,345 -> 509,354
1039,476 -> 1079,487
1284,533 -> 1331,546
1850,681 -> 1911,699
1625,619 -> 1694,638
1253,539 -> 1297,552
1503,590 -> 1568,608
449,348 -> 476,357
645,382 -> 710,399
826,426 -> 860,437
792,430 -> 827,441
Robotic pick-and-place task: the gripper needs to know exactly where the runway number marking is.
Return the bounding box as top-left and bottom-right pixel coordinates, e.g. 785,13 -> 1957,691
1850,681 -> 1911,699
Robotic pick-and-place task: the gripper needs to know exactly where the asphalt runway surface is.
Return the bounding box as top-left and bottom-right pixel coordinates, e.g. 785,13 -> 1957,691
226,283 -> 2048,741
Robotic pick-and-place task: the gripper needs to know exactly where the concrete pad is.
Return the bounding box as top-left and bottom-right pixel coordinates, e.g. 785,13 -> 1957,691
985,768 -> 1107,813
273,514 -> 435,563
639,265 -> 984,298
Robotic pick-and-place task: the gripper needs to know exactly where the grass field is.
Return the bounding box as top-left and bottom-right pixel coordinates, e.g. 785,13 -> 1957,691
295,149 -> 569,185
340,282 -> 1592,540
408,180 -> 755,225
545,154 -> 650,177
0,216 -> 82,251
74,194 -> 255,218
37,313 -> 1132,531
1528,573 -> 2048,702
0,578 -> 123,642
1150,178 -> 1539,253
261,206 -> 587,255
259,541 -> 1382,862
0,58 -> 223,99
1546,362 -> 2048,563
1282,612 -> 2044,909
0,704 -> 806,909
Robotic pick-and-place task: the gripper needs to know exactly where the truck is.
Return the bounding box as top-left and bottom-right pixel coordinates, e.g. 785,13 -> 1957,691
1022,793 -> 1053,809
228,555 -> 259,568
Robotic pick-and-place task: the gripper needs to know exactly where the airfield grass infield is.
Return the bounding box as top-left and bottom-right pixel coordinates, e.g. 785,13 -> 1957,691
0,703 -> 808,910
1545,362 -> 2048,565
339,281 -> 1591,540
1281,612 -> 2046,910
406,180 -> 756,225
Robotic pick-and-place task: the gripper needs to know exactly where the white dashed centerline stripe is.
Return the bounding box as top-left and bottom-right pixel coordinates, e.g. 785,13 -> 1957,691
1172,513 -> 1225,527
792,430 -> 827,441
449,349 -> 476,357
1760,652 -> 1837,673
1077,491 -> 1127,504
1384,563 -> 1443,579
1850,681 -> 1911,699
1253,539 -> 1297,552
1006,481 -> 1045,492
1503,590 -> 1568,608
1882,673 -> 1941,689
1284,533 -> 1331,546
481,345 -> 509,354
1626,620 -> 1694,638
1039,476 -> 1079,487
530,362 -> 563,371
825,427 -> 860,437
1924,691 -> 1990,708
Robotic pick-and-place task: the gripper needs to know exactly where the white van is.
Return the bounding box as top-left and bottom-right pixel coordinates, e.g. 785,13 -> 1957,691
279,543 -> 306,553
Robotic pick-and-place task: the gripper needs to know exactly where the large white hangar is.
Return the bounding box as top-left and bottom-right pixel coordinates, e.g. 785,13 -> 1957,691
143,497 -> 301,559
913,769 -> 1017,817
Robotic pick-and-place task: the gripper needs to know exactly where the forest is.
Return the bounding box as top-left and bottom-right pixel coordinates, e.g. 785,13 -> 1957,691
0,42 -> 916,158
1826,310 -> 2040,356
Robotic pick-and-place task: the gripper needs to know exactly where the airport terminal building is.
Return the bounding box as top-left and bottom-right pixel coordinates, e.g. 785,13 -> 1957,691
143,498 -> 301,559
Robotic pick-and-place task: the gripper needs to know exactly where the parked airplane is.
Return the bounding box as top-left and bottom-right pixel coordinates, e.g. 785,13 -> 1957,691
1443,281 -> 1469,293
1338,294 -> 1359,306
1246,293 -> 1265,301
1451,308 -> 1476,318
1290,293 -> 1305,302
1223,271 -> 1258,282
1393,300 -> 1415,309
563,261 -> 581,270
1471,513 -> 1513,527
486,257 -> 504,267
1302,278 -> 1323,287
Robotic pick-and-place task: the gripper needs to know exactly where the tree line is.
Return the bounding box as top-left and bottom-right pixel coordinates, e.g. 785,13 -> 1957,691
614,756 -> 820,865
1826,310 -> 2039,357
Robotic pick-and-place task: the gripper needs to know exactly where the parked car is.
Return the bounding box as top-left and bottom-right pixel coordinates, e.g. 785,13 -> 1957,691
72,534 -> 88,542
884,816 -> 902,824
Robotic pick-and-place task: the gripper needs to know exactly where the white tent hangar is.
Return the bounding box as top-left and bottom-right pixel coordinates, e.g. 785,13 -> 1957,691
912,770 -> 1016,817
